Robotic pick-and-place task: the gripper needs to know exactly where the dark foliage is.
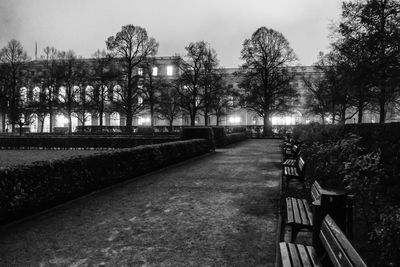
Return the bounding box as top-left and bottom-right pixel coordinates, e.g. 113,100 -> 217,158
0,139 -> 212,223
0,136 -> 179,150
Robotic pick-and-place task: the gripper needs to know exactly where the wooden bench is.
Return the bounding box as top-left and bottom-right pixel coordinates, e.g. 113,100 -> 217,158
283,156 -> 305,189
286,181 -> 322,242
280,215 -> 366,267
283,144 -> 299,160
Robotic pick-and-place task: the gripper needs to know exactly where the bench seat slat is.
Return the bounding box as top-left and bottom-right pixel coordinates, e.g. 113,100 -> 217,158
288,243 -> 302,267
286,197 -> 294,224
302,199 -> 313,226
280,243 -> 292,267
306,246 -> 322,267
292,198 -> 302,224
298,244 -> 313,267
279,243 -> 321,267
298,198 -> 310,225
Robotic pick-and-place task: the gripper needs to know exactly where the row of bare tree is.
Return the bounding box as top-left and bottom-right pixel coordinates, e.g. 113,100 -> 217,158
0,25 -> 237,133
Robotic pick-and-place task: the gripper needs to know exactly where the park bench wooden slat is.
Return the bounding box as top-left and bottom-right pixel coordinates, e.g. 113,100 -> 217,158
306,246 -> 322,267
281,216 -> 365,267
283,156 -> 305,189
298,244 -> 313,267
288,243 -> 302,267
321,216 -> 367,267
280,242 -> 322,267
286,197 -> 294,224
285,181 -> 321,241
292,198 -> 302,225
302,198 -> 313,226
280,243 -> 292,267
320,222 -> 353,267
298,198 -> 310,225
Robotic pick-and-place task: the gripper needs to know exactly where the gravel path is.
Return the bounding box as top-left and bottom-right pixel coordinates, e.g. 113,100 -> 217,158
0,139 -> 282,266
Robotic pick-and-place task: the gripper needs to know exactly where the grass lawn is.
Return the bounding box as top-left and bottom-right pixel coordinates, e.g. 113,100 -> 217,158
0,149 -> 104,168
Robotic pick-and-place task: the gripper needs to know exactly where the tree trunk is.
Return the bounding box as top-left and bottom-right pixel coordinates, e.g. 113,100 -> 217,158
357,104 -> 363,124
40,117 -> 45,133
204,109 -> 209,126
379,97 -> 386,123
49,110 -> 53,133
216,114 -> 220,126
263,111 -> 272,137
126,111 -> 133,133
190,111 -> 196,127
1,113 -> 5,132
321,113 -> 325,125
150,103 -> 154,127
169,120 -> 173,132
68,112 -> 72,134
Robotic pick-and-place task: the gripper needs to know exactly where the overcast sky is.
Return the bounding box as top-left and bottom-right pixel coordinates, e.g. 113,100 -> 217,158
0,0 -> 343,67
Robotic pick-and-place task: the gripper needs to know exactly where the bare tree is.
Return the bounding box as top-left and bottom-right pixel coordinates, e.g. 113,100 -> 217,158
156,86 -> 181,132
89,49 -> 119,127
237,27 -> 297,135
57,50 -> 87,133
106,25 -> 158,131
0,39 -> 29,132
175,41 -> 218,126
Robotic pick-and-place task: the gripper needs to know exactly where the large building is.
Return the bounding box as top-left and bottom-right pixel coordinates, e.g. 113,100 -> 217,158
1,56 -> 398,133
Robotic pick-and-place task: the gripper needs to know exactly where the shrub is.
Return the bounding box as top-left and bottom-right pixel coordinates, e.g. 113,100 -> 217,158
292,123 -> 400,266
136,127 -> 155,135
182,127 -> 215,149
0,136 -> 179,150
0,139 -> 212,223
224,132 -> 247,146
211,127 -> 227,147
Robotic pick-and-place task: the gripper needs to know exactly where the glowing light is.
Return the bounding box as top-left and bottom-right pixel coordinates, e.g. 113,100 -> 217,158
229,116 -> 241,124
272,116 -> 278,125
138,116 -> 151,125
167,66 -> 173,76
152,67 -> 158,76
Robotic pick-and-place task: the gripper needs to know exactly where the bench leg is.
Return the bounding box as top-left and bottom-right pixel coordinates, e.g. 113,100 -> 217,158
291,225 -> 299,243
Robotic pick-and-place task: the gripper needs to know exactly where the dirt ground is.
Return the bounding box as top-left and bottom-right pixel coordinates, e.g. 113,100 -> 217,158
0,139 -> 282,266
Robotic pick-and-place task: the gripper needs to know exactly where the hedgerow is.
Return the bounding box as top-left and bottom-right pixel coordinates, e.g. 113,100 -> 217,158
0,139 -> 212,223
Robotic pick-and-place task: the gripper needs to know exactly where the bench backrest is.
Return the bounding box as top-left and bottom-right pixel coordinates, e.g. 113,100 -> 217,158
311,181 -> 322,202
320,215 -> 366,267
297,156 -> 305,172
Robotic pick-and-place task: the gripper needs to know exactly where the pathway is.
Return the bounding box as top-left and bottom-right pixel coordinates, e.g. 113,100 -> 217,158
0,139 -> 282,266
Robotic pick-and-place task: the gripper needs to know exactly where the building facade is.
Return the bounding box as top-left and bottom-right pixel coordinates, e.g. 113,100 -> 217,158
0,56 -> 398,133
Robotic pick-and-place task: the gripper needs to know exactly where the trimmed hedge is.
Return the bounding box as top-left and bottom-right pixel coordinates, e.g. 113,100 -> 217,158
212,127 -> 247,147
182,127 -> 215,149
211,127 -> 227,147
224,132 -> 247,146
0,139 -> 213,223
0,136 -> 180,150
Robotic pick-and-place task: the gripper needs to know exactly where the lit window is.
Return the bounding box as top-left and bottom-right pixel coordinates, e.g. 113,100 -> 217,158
138,68 -> 143,76
110,112 -> 120,126
228,116 -> 241,124
32,87 -> 41,102
138,116 -> 150,125
152,67 -> 158,76
167,66 -> 173,76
